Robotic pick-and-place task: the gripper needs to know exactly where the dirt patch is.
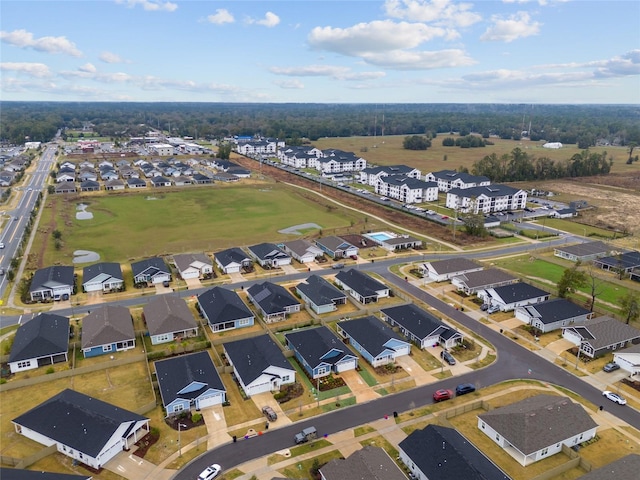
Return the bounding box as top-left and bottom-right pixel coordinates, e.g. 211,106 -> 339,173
132,430 -> 160,459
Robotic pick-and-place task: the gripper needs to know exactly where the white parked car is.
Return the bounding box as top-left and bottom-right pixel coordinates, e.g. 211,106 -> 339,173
197,464 -> 221,480
602,391 -> 627,405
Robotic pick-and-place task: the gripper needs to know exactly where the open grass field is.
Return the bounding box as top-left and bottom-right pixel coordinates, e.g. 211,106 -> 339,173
33,181 -> 364,266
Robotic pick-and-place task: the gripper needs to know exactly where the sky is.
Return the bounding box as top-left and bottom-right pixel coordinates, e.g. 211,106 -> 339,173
1,0 -> 639,104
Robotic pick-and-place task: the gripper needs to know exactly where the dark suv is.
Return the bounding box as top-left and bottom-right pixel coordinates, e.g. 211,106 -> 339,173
455,383 -> 476,396
440,350 -> 456,365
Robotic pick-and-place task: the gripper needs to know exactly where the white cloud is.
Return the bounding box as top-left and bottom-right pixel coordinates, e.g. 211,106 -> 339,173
115,0 -> 177,12
384,0 -> 482,28
207,9 -> 235,25
274,79 -> 304,89
362,49 -> 475,69
592,50 -> 640,77
78,63 -> 97,73
270,64 -> 386,81
246,12 -> 281,28
100,51 -> 126,64
0,62 -> 51,78
0,29 -> 82,56
481,12 -> 541,42
308,20 -> 449,56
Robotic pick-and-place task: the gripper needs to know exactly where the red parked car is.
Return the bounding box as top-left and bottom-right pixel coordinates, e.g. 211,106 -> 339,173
433,389 -> 453,402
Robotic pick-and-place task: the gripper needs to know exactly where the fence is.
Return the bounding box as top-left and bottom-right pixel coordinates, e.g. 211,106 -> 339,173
1,445 -> 57,470
529,445 -> 592,480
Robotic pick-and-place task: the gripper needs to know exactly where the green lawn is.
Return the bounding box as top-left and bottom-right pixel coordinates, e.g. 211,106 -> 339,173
36,183 -> 362,264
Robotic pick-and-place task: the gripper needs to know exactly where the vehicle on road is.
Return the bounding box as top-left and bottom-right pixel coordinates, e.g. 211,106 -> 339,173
440,350 -> 456,365
197,463 -> 221,480
433,389 -> 453,402
0,268 -> 5,276
603,362 -> 620,373
455,383 -> 476,396
0,242 -> 4,249
331,263 -> 345,269
262,405 -> 277,421
294,426 -> 317,444
602,391 -> 627,405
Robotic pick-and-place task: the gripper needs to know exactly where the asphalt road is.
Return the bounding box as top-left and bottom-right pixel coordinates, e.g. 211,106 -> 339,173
172,268 -> 640,480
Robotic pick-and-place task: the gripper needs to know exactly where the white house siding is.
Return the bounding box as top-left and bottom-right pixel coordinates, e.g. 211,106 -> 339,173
219,262 -> 241,274
150,273 -> 171,284
84,280 -> 106,293
16,426 -> 56,448
613,352 -> 640,375
241,367 -> 296,397
9,358 -> 37,373
180,268 -> 200,280
399,449 -> 427,480
562,329 -> 583,346
335,357 -> 357,373
196,390 -> 224,409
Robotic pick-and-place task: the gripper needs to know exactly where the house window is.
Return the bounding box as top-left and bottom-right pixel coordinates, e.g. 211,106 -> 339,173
317,367 -> 327,376
541,448 -> 549,456
495,434 -> 500,441
282,375 -> 290,382
103,344 -> 113,352
174,404 -> 184,412
17,361 -> 30,368
238,318 -> 251,326
481,422 -> 485,429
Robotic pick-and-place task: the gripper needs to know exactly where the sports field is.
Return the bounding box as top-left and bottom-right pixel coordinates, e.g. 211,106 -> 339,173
34,182 -> 363,265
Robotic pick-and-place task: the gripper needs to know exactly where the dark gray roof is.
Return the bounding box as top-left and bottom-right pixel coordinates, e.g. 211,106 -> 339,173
197,286 -> 254,326
126,177 -> 146,186
154,351 -> 224,408
0,468 -> 91,480
130,257 -> 169,278
282,239 -> 321,257
453,268 -> 517,289
320,445 -> 407,480
224,334 -> 293,385
520,298 -> 590,325
567,316 -> 640,350
80,180 -> 100,189
143,294 -> 197,337
9,313 -> 69,363
554,241 -> 610,258
594,251 -> 640,270
247,242 -> 290,261
296,275 -> 346,307
579,454 -> 640,480
29,266 -> 75,293
478,394 -> 597,455
215,247 -> 251,267
316,236 -> 356,252
399,425 -> 510,480
337,316 -> 406,358
487,283 -> 549,303
335,269 -> 388,298
81,305 -> 134,349
381,303 -> 461,342
426,257 -> 481,275
247,281 -> 300,315
173,253 -> 212,273
380,175 -> 436,190
82,262 -> 123,283
429,170 -> 490,184
448,184 -> 522,198
12,389 -> 147,457
285,326 -> 353,369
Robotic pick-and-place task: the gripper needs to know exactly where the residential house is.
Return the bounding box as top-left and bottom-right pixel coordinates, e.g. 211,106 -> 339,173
211,171 -> 240,182
336,316 -> 411,367
155,351 -> 226,416
173,253 -> 213,280
55,170 -> 75,183
381,303 -> 463,349
515,299 -> 594,333
613,344 -> 640,376
296,275 -> 347,315
131,257 -> 171,285
104,179 -> 126,191
281,239 -> 324,264
420,257 -> 483,282
214,247 -> 253,274
334,269 -> 389,304
29,265 -> 75,302
315,236 -> 359,259
320,445 -> 407,480
126,178 -> 147,189
54,183 -> 77,194
399,425 -> 509,480
192,173 -> 213,184
562,316 -> 640,358
247,243 -> 291,268
12,389 -> 149,469
223,334 -> 296,397
143,294 -> 198,345
358,165 -> 422,187
579,454 -> 640,480
285,326 -> 358,378
446,184 -> 528,214
150,176 -> 172,187
78,169 -> 98,182
478,394 -> 598,466
80,180 -> 100,192
478,283 -> 550,312
197,286 -> 254,333
451,268 -> 519,295
246,281 -> 301,322
376,176 -> 438,204
100,170 -> 119,181
424,170 -> 491,192
550,208 -> 578,218
8,313 -> 70,373
81,306 -> 135,358
593,251 -> 640,277
553,241 -> 611,262
364,232 -> 422,252
82,262 -> 124,293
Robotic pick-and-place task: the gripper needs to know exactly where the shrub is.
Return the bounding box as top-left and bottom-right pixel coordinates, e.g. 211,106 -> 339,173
191,413 -> 202,423
46,367 -> 55,374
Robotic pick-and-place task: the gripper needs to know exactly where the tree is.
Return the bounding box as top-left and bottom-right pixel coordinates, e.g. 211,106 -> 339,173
557,263 -> 587,298
584,265 -> 606,312
619,291 -> 640,324
402,135 -> 431,150
217,143 -> 232,159
461,211 -> 487,237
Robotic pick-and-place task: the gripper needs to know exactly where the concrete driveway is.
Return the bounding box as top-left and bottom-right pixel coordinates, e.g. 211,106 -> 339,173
228,271 -> 245,283
280,264 -> 299,274
106,450 -> 173,480
202,404 -> 232,449
394,355 -> 436,386
154,284 -> 173,295
546,338 -> 576,355
338,369 -> 380,402
251,392 -> 292,425
184,277 -> 202,289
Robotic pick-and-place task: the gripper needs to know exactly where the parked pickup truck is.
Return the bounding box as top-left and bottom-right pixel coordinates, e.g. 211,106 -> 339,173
294,426 -> 317,444
262,405 -> 278,421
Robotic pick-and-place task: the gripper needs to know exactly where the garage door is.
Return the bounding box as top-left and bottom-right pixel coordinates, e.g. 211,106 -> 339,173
336,359 -> 357,373
394,345 -> 411,357
225,265 -> 241,274
197,392 -> 224,409
247,381 -> 272,397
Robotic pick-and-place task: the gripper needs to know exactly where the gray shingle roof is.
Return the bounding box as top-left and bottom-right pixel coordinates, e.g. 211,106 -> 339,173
335,269 -> 388,298
285,326 -> 352,369
316,236 -> 356,253
488,283 -> 549,304
82,262 -> 123,284
320,445 -> 407,480
12,389 -> 147,458
296,275 -> 346,307
554,241 -> 610,258
29,266 -> 75,293
173,253 -> 212,273
448,183 -> 522,198
568,316 -> 640,350
381,303 -> 461,342
426,257 -> 481,275
520,298 -> 591,325
453,268 -> 517,290
478,394 -> 597,455
579,453 -> 640,480
81,305 -> 134,349
247,242 -> 289,261
215,247 -> 251,267
197,286 -> 254,326
247,282 -> 300,315
224,334 -> 293,385
337,316 -> 406,358
9,313 -> 69,363
143,294 -> 197,337
130,257 -> 169,278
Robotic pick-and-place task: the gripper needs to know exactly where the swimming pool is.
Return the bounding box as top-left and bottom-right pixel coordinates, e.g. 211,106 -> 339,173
366,231 -> 395,242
